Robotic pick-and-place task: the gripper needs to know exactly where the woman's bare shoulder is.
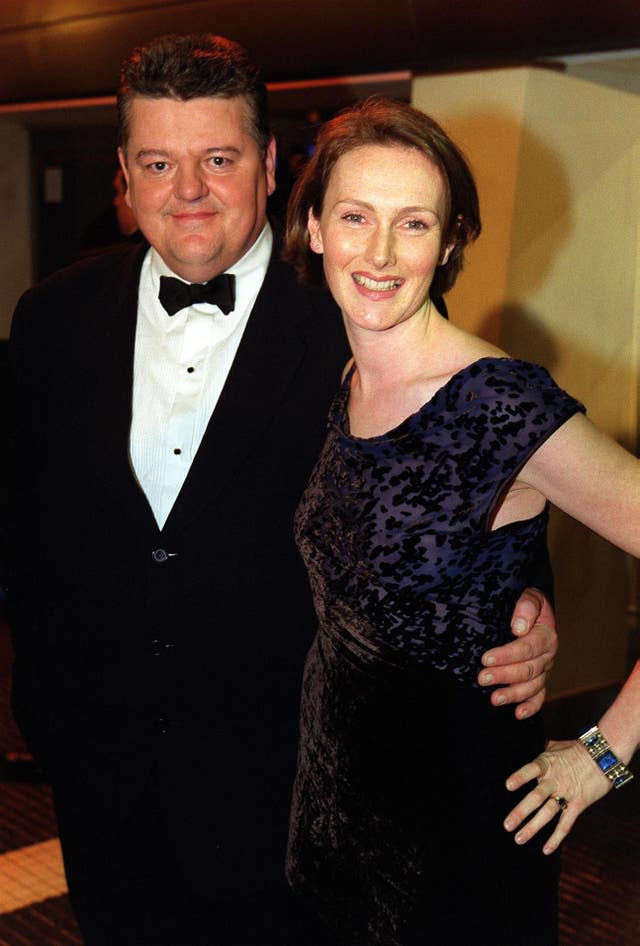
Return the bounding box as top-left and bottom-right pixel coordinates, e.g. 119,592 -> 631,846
435,318 -> 509,374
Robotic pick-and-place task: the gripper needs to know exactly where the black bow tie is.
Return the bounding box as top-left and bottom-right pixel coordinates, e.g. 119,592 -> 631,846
158,274 -> 236,316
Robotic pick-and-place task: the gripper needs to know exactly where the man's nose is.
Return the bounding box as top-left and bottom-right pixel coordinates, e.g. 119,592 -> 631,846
174,163 -> 208,201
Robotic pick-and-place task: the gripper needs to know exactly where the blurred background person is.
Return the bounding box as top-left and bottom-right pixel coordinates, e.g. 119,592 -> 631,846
79,166 -> 141,256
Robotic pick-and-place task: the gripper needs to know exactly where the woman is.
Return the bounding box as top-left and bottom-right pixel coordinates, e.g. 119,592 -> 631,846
283,96 -> 639,946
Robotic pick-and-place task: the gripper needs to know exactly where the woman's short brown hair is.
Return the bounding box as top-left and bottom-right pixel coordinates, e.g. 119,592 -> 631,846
283,96 -> 481,299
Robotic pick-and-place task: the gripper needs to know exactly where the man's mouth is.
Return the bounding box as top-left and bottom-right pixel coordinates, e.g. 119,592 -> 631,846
173,212 -> 213,218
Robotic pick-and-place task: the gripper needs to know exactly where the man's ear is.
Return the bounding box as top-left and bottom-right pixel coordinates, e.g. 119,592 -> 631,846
265,137 -> 277,197
117,147 -> 132,208
307,209 -> 323,254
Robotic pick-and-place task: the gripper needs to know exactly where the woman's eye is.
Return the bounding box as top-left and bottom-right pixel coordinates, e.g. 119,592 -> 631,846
342,213 -> 365,224
405,219 -> 429,230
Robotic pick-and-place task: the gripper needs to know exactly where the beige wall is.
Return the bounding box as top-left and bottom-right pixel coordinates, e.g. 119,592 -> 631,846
412,67 -> 640,698
0,121 -> 32,338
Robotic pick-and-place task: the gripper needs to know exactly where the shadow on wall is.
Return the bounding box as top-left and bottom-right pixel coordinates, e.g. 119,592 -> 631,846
491,304 -> 560,370
478,116 -> 569,376
449,107 -> 574,348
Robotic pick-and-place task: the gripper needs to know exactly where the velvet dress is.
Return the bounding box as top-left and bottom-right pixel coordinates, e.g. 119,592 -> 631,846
287,358 -> 584,946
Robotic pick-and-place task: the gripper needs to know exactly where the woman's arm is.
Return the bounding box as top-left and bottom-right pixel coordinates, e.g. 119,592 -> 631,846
518,412 -> 640,557
502,413 -> 640,849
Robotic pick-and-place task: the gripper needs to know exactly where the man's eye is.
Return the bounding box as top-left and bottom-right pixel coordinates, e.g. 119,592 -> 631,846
150,162 -> 169,172
210,156 -> 230,168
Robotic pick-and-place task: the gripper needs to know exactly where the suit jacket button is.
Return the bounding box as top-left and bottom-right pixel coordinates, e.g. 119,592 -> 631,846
152,549 -> 169,563
157,716 -> 170,734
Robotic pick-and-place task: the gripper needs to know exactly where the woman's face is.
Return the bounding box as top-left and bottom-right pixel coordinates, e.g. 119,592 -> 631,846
308,143 -> 452,336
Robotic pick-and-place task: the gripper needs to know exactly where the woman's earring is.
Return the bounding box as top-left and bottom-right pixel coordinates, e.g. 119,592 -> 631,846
439,244 -> 454,266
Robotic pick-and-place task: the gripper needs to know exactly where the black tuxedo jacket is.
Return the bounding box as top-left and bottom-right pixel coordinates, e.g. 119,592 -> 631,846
8,240 -> 349,896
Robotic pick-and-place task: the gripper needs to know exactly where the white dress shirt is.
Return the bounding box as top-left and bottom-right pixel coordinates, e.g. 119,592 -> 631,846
129,224 -> 273,529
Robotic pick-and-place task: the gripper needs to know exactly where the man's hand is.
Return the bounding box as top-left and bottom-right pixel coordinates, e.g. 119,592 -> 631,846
477,588 -> 557,719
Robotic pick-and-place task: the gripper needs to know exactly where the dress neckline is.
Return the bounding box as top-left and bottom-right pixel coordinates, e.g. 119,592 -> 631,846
338,355 -> 519,444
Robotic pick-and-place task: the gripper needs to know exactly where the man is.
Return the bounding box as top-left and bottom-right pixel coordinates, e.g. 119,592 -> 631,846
7,33 -> 558,946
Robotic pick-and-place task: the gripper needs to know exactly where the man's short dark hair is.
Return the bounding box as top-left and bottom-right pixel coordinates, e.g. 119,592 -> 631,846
118,33 -> 270,156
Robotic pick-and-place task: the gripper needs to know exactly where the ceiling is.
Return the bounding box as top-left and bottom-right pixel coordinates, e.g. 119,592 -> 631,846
1,0 -> 639,111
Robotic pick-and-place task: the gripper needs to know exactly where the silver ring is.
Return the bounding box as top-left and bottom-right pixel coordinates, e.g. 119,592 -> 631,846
552,794 -> 568,812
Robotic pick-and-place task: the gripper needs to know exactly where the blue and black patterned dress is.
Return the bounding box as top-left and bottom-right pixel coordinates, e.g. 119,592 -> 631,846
287,358 -> 584,946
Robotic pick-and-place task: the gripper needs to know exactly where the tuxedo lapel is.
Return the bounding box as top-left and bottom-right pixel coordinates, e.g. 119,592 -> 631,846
100,244 -> 145,421
164,260 -> 309,532
88,243 -> 160,531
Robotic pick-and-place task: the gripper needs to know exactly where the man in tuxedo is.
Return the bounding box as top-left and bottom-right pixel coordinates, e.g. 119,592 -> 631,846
7,33 -> 558,946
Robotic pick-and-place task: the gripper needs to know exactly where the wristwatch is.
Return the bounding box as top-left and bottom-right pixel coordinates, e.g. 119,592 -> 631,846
578,725 -> 634,789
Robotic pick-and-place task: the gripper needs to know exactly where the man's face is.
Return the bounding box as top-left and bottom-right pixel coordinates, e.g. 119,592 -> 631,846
118,95 -> 276,283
